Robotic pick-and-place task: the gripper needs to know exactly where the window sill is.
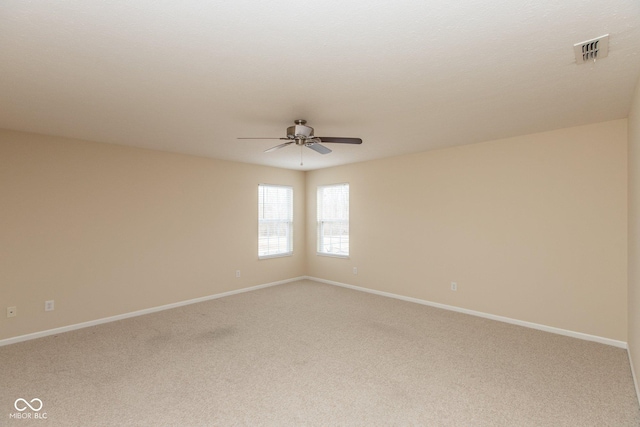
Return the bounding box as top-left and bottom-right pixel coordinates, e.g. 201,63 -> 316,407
259,252 -> 293,260
316,252 -> 349,259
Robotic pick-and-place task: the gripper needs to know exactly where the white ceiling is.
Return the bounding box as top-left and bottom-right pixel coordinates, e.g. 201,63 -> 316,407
1,1 -> 639,170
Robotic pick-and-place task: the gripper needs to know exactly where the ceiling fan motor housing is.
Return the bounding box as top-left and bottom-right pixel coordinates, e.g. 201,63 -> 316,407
287,123 -> 314,139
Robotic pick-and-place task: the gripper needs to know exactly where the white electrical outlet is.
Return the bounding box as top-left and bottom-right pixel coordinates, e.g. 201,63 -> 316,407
451,282 -> 458,291
235,270 -> 241,278
353,267 -> 358,275
45,300 -> 55,311
7,306 -> 17,318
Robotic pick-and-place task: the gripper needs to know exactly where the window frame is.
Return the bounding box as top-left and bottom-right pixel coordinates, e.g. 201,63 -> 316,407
317,183 -> 350,258
258,184 -> 293,259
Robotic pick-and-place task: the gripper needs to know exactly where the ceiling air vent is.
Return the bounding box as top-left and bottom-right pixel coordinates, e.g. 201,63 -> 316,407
574,34 -> 609,64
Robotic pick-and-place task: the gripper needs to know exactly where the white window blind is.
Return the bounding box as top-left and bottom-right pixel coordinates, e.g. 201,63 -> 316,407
258,184 -> 293,258
317,183 -> 349,257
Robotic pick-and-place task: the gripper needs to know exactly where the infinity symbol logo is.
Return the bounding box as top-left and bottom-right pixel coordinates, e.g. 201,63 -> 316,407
14,398 -> 43,412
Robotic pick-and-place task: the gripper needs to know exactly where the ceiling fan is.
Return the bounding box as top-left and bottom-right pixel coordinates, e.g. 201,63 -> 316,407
238,119 -> 362,157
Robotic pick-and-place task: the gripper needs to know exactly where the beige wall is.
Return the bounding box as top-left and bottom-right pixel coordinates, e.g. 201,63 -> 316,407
0,130 -> 306,341
1,119 -> 631,344
307,120 -> 628,341
629,76 -> 640,389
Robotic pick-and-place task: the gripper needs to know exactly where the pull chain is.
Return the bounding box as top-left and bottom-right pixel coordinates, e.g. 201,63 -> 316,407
300,145 -> 303,166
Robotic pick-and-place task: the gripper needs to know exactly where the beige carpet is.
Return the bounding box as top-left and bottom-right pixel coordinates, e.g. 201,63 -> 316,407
1,279 -> 639,426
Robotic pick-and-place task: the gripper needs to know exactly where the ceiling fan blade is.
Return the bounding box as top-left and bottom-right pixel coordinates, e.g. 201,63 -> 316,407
306,143 -> 332,155
264,141 -> 294,153
238,137 -> 290,140
317,137 -> 362,144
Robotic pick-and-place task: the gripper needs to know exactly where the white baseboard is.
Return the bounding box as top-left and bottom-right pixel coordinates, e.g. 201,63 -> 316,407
306,276 -> 628,349
0,276 -> 305,347
629,348 -> 640,406
1,275 -> 628,351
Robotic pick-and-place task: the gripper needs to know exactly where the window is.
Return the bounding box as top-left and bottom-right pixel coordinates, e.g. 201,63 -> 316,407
317,183 -> 349,257
258,184 -> 293,258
